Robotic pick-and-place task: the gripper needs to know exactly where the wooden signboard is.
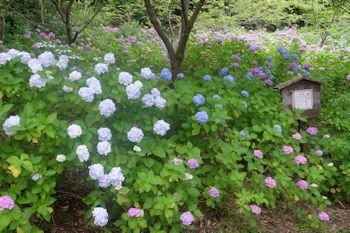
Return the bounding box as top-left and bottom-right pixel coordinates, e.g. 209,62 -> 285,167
274,77 -> 322,118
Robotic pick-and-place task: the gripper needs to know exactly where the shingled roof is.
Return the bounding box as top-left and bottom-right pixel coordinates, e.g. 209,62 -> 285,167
274,77 -> 322,90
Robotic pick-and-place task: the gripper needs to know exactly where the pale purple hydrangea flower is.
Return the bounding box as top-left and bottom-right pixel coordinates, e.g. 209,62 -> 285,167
187,159 -> 199,169
250,204 -> 261,215
153,120 -> 170,136
180,211 -> 194,225
265,176 -> 277,188
294,155 -> 308,164
315,150 -> 323,156
0,195 -> 14,211
128,208 -> 143,218
97,141 -> 111,156
296,180 -> 308,189
209,187 -> 219,198
67,124 -> 82,139
253,150 -> 263,158
99,99 -> 116,117
127,127 -> 144,143
92,207 -> 109,227
318,212 -> 329,221
306,127 -> 318,136
292,133 -> 302,140
282,146 -> 294,155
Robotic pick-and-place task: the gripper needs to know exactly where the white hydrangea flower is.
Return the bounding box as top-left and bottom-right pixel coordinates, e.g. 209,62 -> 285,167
97,127 -> 112,141
328,162 -> 334,167
140,67 -> 156,79
92,207 -> 109,227
133,145 -> 141,152
56,154 -> 66,162
127,127 -> 144,143
20,52 -> 31,64
154,96 -> 166,109
95,63 -> 108,75
108,167 -> 125,187
76,145 -> 90,162
126,83 -> 141,100
63,85 -> 73,93
98,174 -> 111,188
89,164 -> 105,180
67,124 -> 82,138
151,88 -> 161,97
3,115 -> 20,136
86,77 -> 102,95
0,52 -> 11,65
29,74 -> 47,88
32,173 -> 42,181
97,141 -> 111,156
310,183 -> 318,188
322,196 -> 328,200
134,80 -> 143,88
184,173 -> 193,180
78,87 -> 94,102
68,71 -> 82,81
99,99 -> 116,117
38,51 -> 56,67
6,49 -> 21,59
28,58 -> 43,73
56,55 -> 69,70
142,94 -> 154,107
118,72 -> 133,86
153,120 -> 170,136
104,53 -> 115,64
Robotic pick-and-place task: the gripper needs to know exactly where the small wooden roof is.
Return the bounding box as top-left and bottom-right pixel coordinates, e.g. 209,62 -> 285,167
274,77 -> 322,90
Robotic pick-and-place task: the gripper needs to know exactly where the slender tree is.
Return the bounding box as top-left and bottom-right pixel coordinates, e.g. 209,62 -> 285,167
51,0 -> 106,45
144,0 -> 206,82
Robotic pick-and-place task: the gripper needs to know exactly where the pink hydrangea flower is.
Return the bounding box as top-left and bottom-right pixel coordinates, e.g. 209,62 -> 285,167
292,133 -> 302,140
282,146 -> 294,155
294,155 -> 308,165
265,177 -> 277,188
253,150 -> 263,158
180,211 -> 194,225
0,195 -> 14,211
296,180 -> 308,189
250,204 -> 261,215
346,74 -> 350,81
128,208 -> 142,218
315,150 -> 323,156
306,127 -> 318,135
318,212 -> 329,221
209,187 -> 219,198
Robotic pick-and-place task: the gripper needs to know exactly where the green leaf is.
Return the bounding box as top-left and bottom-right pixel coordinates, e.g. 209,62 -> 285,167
47,113 -> 57,124
22,161 -> 33,172
138,218 -> 148,228
0,214 -> 11,231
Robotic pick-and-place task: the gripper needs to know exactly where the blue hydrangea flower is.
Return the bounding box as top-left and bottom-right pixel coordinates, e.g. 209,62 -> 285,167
203,75 -> 212,81
242,101 -> 248,109
220,67 -> 229,77
193,94 -> 205,106
224,75 -> 235,82
215,104 -> 223,108
246,72 -> 253,80
266,56 -> 273,63
283,50 -> 290,60
300,69 -> 311,76
160,68 -> 172,81
274,124 -> 282,134
240,130 -> 249,139
241,90 -> 249,97
177,73 -> 184,79
195,111 -> 208,124
277,46 -> 284,53
213,95 -> 221,100
292,54 -> 299,62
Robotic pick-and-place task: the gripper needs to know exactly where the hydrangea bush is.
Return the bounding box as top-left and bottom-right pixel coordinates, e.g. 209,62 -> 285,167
0,26 -> 349,232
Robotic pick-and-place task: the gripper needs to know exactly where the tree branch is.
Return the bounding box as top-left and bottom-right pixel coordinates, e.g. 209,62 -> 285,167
51,0 -> 66,23
72,1 -> 106,43
188,0 -> 206,30
180,0 -> 189,27
331,0 -> 350,14
144,0 -> 175,57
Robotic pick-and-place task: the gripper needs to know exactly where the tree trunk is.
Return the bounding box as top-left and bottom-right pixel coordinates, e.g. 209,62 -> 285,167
171,58 -> 182,81
0,16 -> 4,42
